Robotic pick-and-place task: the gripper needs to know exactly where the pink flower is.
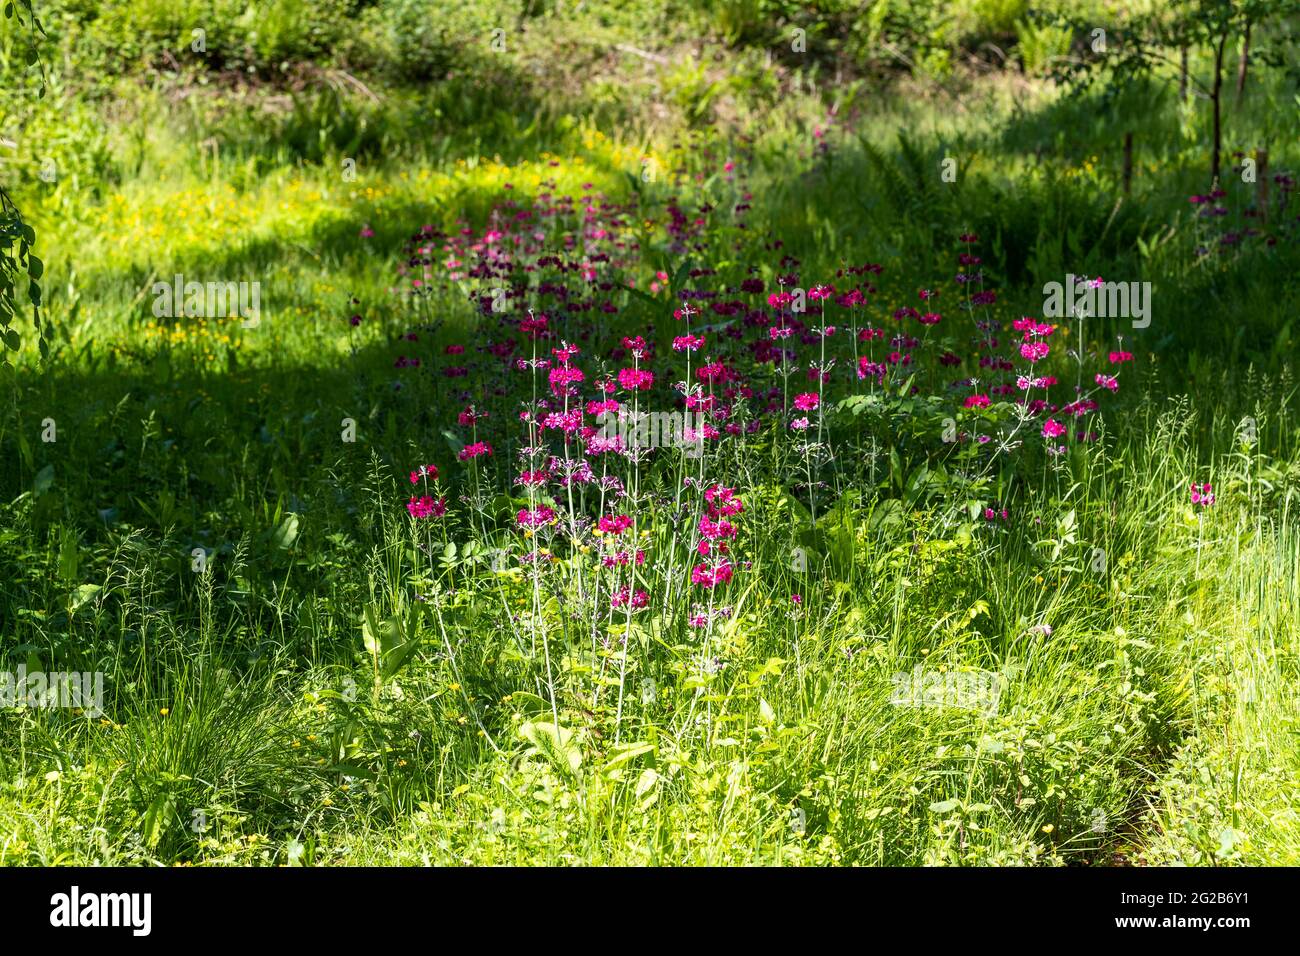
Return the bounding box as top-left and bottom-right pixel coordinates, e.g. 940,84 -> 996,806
611,587 -> 649,610
409,464 -> 439,483
699,515 -> 737,541
1042,419 -> 1066,439
517,506 -> 557,528
965,394 -> 991,409
617,367 -> 654,391
691,562 -> 734,588
459,441 -> 493,461
542,410 -> 583,433
793,392 -> 820,412
1020,341 -> 1050,363
858,358 -> 886,381
407,496 -> 446,519
704,485 -> 743,518
1095,373 -> 1119,392
1190,483 -> 1216,506
548,365 -> 585,395
598,514 -> 633,535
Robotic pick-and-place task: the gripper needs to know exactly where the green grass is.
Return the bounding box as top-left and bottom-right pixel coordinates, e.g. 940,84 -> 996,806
1,3 -> 1298,867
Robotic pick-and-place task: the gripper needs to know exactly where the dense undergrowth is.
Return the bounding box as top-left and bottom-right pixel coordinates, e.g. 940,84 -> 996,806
0,1 -> 1298,865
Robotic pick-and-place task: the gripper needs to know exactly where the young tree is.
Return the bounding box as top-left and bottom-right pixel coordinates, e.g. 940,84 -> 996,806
1052,0 -> 1299,186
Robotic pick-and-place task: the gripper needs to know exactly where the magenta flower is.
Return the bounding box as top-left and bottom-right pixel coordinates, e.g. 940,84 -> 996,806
691,562 -> 734,588
459,441 -> 493,461
1190,483 -> 1216,507
548,365 -> 585,396
699,515 -> 737,541
409,464 -> 439,484
1042,419 -> 1066,439
617,367 -> 654,391
858,358 -> 886,382
704,485 -> 743,518
517,506 -> 557,529
793,392 -> 820,412
1020,341 -> 1050,363
407,496 -> 446,519
598,514 -> 633,535
610,587 -> 649,610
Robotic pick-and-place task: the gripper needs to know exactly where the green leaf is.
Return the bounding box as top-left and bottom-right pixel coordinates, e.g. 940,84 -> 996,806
601,740 -> 655,773
361,606 -> 420,680
635,768 -> 660,809
57,534 -> 79,582
519,721 -> 582,776
270,513 -> 300,551
141,793 -> 177,849
68,583 -> 101,615
33,463 -> 53,495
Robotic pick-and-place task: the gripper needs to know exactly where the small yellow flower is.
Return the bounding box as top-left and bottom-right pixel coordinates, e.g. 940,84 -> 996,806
159,708 -> 170,716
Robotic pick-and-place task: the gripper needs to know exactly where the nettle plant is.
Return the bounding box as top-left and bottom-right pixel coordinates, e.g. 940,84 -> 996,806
365,164 -> 1131,734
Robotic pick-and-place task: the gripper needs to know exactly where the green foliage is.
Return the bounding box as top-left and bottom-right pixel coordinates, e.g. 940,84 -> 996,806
0,0 -> 1298,869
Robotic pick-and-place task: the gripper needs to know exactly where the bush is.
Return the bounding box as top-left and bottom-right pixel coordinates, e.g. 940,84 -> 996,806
347,0 -> 524,83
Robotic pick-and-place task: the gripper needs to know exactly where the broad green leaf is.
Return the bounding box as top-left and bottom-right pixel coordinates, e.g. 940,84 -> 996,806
270,513 -> 300,551
68,583 -> 101,615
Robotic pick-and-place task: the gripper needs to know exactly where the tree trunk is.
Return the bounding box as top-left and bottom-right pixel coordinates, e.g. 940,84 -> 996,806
1211,31 -> 1227,185
1180,46 -> 1188,101
1236,21 -> 1252,103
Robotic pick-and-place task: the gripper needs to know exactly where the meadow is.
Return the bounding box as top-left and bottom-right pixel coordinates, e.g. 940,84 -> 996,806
0,0 -> 1298,867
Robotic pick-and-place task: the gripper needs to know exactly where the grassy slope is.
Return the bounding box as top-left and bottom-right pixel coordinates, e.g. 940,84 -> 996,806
1,30 -> 1298,865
